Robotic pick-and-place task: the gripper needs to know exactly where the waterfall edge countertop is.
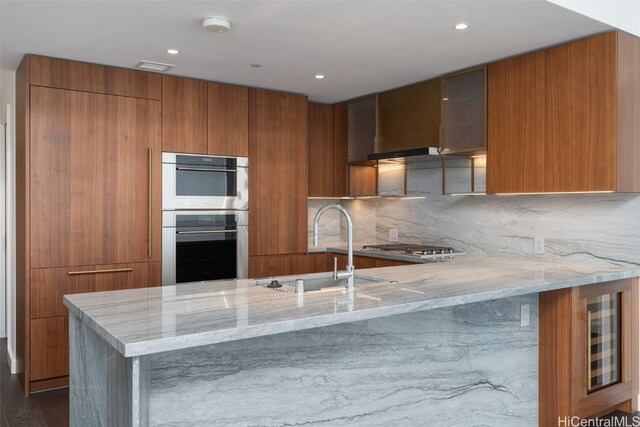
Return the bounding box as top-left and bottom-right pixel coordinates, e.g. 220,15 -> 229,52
63,254 -> 640,358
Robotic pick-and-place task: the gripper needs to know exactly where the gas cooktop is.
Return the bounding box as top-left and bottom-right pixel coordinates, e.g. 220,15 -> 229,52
361,243 -> 462,258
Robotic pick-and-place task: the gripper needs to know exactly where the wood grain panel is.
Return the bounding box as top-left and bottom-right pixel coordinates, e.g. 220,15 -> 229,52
28,55 -> 161,100
487,51 -> 546,194
30,316 -> 69,381
29,87 -> 71,267
378,78 -> 441,152
208,82 -> 248,156
348,165 -> 377,196
16,56 -> 30,394
94,262 -> 161,292
615,32 -> 640,192
161,76 -> 207,154
30,88 -> 161,267
545,32 -> 617,192
249,254 -> 329,277
308,103 -> 334,197
333,103 -> 348,197
30,266 -> 94,319
249,88 -> 308,256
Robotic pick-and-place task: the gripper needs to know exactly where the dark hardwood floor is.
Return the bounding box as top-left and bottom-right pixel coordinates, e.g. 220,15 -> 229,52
0,339 -> 68,427
1,337 -> 639,426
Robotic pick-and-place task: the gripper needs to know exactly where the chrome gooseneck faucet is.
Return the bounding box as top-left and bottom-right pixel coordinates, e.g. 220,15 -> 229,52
312,203 -> 355,291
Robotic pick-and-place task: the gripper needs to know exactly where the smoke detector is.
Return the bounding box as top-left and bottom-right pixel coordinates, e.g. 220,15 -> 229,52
202,16 -> 231,33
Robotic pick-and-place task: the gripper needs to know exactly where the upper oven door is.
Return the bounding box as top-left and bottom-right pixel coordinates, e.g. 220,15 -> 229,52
162,152 -> 248,210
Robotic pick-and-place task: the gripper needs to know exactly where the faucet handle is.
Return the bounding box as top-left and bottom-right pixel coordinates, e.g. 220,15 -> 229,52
333,257 -> 338,280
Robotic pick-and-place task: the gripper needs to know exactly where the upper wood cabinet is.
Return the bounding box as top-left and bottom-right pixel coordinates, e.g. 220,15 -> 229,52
308,103 -> 335,197
347,95 -> 377,163
308,102 -> 350,197
378,78 -> 441,152
208,82 -> 248,156
27,55 -> 161,100
487,51 -> 546,194
249,88 -> 308,256
162,76 -> 249,157
441,67 -> 486,154
29,86 -> 162,268
488,31 -> 640,194
161,76 -> 208,154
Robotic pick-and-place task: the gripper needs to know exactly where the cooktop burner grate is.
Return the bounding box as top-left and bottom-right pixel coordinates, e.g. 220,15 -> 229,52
362,243 -> 456,256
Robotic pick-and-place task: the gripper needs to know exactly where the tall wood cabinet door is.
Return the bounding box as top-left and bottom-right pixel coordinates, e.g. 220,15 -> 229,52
545,32 -> 617,192
487,51 -> 546,194
30,87 -> 161,268
162,75 -> 208,154
208,82 -> 248,156
308,103 -> 334,197
249,88 -> 308,256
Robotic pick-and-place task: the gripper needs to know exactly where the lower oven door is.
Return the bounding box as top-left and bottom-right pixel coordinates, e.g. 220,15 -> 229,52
162,211 -> 248,285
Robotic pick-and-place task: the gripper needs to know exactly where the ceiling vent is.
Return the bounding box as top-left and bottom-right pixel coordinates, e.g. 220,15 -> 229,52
135,61 -> 174,72
202,16 -> 231,33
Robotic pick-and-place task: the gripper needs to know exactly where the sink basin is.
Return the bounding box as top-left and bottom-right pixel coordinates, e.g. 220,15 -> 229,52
254,272 -> 382,293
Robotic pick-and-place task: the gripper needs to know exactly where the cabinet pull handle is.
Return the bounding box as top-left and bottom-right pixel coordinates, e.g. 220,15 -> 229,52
148,147 -> 153,259
176,167 -> 238,173
68,268 -> 133,276
586,310 -> 592,392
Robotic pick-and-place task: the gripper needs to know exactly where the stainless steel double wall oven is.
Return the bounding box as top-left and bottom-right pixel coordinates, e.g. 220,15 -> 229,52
161,152 -> 248,285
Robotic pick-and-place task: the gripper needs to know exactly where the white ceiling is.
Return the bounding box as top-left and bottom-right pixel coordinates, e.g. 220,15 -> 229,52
0,0 -> 611,103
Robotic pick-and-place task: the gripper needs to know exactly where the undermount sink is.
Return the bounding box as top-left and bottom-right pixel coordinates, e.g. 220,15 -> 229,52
254,272 -> 382,293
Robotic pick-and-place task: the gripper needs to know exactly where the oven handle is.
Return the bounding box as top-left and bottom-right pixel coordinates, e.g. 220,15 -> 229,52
176,229 -> 237,235
175,167 -> 238,173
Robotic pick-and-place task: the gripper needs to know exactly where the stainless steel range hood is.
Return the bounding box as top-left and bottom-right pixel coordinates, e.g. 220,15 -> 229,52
367,146 -> 440,162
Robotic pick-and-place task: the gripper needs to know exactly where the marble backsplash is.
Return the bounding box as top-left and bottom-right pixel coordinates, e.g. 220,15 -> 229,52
309,158 -> 640,267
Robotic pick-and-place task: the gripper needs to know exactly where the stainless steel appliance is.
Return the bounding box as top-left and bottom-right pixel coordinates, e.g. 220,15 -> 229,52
162,152 -> 248,210
361,243 -> 462,260
162,210 -> 248,285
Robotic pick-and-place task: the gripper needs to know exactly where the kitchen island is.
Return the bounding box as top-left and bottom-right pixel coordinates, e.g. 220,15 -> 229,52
63,255 -> 640,426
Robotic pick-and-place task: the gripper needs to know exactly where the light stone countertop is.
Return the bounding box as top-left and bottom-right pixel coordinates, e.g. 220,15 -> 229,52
63,254 -> 640,358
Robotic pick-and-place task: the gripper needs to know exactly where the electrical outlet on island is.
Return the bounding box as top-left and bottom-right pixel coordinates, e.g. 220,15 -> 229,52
389,228 -> 399,242
534,236 -> 545,255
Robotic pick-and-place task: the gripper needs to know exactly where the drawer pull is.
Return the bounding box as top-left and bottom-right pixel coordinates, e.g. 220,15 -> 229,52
67,268 -> 134,276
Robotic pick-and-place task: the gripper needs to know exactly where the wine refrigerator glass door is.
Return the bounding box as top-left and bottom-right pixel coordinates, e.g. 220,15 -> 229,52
587,292 -> 622,393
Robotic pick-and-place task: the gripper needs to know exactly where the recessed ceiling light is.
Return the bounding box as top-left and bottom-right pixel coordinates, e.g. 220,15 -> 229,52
454,23 -> 469,30
250,64 -> 262,68
166,49 -> 180,55
202,16 -> 231,33
314,74 -> 325,79
135,61 -> 174,72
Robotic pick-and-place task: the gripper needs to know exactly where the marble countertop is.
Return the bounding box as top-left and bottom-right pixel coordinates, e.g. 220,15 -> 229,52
63,254 -> 640,358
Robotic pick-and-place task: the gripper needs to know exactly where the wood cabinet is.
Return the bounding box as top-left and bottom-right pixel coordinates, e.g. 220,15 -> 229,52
378,78 -> 441,152
328,252 -> 416,270
488,31 -> 640,194
249,88 -> 308,256
309,102 -> 373,198
162,76 -> 208,154
487,51 -> 546,194
441,67 -> 486,154
162,76 -> 249,157
16,55 -> 163,395
28,55 -> 161,100
30,86 -> 162,268
208,82 -> 248,156
540,278 -> 639,423
308,103 -> 335,197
